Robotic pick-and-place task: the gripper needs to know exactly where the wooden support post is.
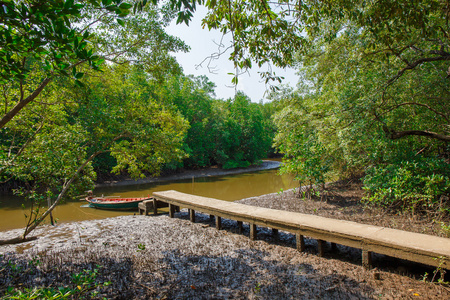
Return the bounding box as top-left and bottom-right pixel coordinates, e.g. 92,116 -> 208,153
331,242 -> 338,251
296,234 -> 305,252
153,198 -> 158,215
272,228 -> 279,237
317,239 -> 325,257
250,224 -> 257,240
169,204 -> 175,218
210,214 -> 214,221
237,221 -> 243,234
362,250 -> 373,269
189,209 -> 196,222
216,216 -> 222,230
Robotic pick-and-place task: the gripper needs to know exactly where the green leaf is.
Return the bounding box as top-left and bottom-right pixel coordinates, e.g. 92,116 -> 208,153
119,3 -> 132,10
75,79 -> 85,87
105,5 -> 117,11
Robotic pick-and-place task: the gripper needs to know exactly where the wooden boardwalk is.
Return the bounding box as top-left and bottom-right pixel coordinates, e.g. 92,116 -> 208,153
152,190 -> 450,269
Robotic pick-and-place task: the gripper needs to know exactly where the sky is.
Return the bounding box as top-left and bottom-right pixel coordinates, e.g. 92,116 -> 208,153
165,6 -> 299,102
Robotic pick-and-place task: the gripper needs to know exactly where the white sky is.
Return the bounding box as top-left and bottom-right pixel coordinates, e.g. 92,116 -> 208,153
166,6 -> 299,102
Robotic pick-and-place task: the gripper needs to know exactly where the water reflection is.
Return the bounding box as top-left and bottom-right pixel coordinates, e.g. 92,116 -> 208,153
0,169 -> 297,231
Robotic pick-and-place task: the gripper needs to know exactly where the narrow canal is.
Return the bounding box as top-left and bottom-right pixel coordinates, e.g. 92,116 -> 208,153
0,166 -> 297,232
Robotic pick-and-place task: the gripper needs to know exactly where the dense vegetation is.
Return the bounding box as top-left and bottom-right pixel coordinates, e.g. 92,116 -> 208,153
178,0 -> 449,216
158,76 -> 274,170
90,72 -> 275,178
265,1 -> 450,215
0,0 -> 275,241
172,0 -> 450,216
1,0 -> 449,242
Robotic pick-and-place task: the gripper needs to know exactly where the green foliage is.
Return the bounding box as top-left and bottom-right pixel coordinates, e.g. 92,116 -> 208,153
274,94 -> 330,189
159,75 -> 218,168
4,266 -> 111,299
71,64 -> 189,179
137,243 -> 146,252
440,221 -> 450,238
201,0 -> 302,86
0,0 -> 188,129
220,92 -> 273,169
254,0 -> 450,214
363,156 -> 450,213
1,54 -> 187,237
0,0 -> 120,84
158,77 -> 275,170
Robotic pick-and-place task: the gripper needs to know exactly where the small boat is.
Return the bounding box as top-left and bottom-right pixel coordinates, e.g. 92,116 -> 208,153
86,196 -> 151,210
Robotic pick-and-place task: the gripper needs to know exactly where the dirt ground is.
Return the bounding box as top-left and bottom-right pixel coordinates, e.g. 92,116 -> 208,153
1,180 -> 450,299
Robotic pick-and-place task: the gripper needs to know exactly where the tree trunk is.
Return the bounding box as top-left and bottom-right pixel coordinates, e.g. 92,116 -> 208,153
0,236 -> 38,245
0,78 -> 52,129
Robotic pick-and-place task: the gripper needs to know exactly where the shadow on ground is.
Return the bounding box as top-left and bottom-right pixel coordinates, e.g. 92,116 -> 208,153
0,246 -> 374,299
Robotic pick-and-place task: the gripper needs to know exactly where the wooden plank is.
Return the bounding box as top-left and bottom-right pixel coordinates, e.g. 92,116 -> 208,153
153,190 -> 450,269
331,242 -> 337,251
146,201 -> 154,215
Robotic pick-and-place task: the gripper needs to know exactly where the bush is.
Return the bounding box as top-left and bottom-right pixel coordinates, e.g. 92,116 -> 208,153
363,156 -> 450,214
222,159 -> 251,170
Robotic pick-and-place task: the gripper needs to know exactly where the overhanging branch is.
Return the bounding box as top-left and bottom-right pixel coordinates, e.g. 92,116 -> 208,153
0,78 -> 52,129
386,55 -> 450,88
386,129 -> 450,142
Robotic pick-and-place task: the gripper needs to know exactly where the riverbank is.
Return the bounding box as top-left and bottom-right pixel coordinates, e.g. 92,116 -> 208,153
1,181 -> 449,298
96,160 -> 281,187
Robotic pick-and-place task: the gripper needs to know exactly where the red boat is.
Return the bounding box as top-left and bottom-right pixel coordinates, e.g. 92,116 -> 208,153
86,196 -> 152,210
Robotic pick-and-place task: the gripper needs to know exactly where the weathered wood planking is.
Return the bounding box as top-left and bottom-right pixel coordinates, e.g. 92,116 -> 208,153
152,190 -> 450,269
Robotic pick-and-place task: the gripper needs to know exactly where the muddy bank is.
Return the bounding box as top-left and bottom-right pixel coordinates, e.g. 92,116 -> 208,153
1,211 -> 449,298
96,160 -> 281,188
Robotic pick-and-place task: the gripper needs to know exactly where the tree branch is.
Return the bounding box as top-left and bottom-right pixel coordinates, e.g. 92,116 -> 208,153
386,129 -> 450,142
0,118 -> 46,178
20,134 -> 127,238
0,59 -> 87,129
0,78 -> 52,129
385,55 -> 450,88
383,102 -> 449,122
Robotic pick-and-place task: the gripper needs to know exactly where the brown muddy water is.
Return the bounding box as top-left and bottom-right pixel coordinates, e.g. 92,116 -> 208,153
0,168 -> 297,232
